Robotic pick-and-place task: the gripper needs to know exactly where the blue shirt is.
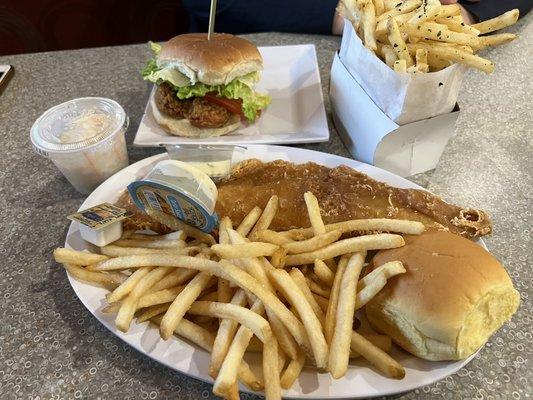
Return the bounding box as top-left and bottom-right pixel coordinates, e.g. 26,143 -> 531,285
182,0 -> 339,34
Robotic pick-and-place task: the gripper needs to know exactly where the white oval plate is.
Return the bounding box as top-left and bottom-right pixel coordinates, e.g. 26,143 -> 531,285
65,145 -> 479,399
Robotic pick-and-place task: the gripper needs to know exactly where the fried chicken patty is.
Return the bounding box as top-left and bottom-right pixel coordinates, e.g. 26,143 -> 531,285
154,83 -> 191,119
187,98 -> 230,128
154,83 -> 231,128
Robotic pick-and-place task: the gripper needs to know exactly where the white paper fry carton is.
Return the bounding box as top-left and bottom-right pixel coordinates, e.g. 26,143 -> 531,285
329,20 -> 463,177
339,21 -> 466,124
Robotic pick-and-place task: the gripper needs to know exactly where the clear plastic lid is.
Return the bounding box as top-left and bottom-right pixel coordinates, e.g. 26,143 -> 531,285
30,97 -> 127,156
165,145 -> 246,182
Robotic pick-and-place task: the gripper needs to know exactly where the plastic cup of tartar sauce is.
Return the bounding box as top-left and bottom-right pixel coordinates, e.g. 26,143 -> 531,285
30,97 -> 129,194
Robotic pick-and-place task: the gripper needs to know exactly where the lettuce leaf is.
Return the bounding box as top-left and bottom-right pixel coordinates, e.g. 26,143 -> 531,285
175,72 -> 270,122
144,66 -> 191,87
149,41 -> 162,55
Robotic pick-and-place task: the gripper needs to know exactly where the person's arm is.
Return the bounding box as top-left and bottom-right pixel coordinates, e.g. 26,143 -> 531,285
458,0 -> 531,22
182,0 -> 340,34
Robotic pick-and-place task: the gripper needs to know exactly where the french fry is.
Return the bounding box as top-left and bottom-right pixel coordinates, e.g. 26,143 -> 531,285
198,290 -> 218,302
212,242 -> 279,259
280,350 -> 306,389
306,277 -> 331,298
436,17 -> 481,36
62,264 -> 125,287
255,230 -> 294,246
312,293 -> 329,313
358,0 -> 378,50
248,195 -> 279,240
388,18 -> 414,67
188,301 -> 272,342
328,253 -> 365,378
269,269 -> 329,368
355,274 -> 387,309
151,315 -> 264,391
289,268 -> 326,325
213,300 -> 266,397
382,44 -> 398,67
146,209 -> 215,245
111,238 -> 186,249
358,260 -> 405,291
351,333 -> 392,357
285,234 -> 404,266
325,255 -> 349,345
100,245 -> 198,257
218,216 -> 233,245
270,247 -> 288,269
426,51 -> 452,71
407,0 -> 441,24
262,337 -> 281,400
107,266 -> 155,303
210,289 -> 247,378
351,331 -> 405,379
415,47 -> 427,65
376,0 -> 422,23
408,42 -> 494,73
304,191 -> 326,235
137,285 -> 186,309
218,279 -> 232,303
136,302 -> 171,323
236,206 -> 262,237
282,230 -> 342,255
54,248 -> 108,265
407,63 -> 428,73
375,10 -> 416,35
400,22 -> 482,47
226,230 -> 274,290
394,59 -> 407,72
373,0 -> 385,16
149,268 -> 197,292
472,9 -> 519,35
116,266 -> 172,332
435,3 -> 460,18
314,259 -> 335,286
227,231 -> 301,359
475,33 -> 517,51
128,230 -> 186,241
159,272 -> 214,340
383,0 -> 399,11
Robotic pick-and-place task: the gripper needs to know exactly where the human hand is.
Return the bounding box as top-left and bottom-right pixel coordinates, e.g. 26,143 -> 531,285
439,0 -> 477,24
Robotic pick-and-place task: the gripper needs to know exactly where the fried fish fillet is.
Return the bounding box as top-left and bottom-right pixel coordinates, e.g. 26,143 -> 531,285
117,159 -> 492,238
214,160 -> 492,238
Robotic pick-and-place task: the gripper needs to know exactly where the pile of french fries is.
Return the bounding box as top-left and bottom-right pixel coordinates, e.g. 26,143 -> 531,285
339,0 -> 519,73
54,192 -> 429,399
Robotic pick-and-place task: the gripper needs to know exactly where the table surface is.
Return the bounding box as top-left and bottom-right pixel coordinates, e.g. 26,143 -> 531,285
0,13 -> 531,400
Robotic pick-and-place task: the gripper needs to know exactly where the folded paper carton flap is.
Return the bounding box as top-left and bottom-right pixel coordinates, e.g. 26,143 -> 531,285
339,20 -> 465,125
374,108 -> 459,177
330,53 -> 397,164
330,53 -> 459,177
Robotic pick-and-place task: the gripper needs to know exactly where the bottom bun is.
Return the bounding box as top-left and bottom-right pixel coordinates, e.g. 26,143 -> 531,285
150,95 -> 241,138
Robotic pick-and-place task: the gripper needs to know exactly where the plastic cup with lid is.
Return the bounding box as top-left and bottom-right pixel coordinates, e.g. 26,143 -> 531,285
30,97 -> 129,194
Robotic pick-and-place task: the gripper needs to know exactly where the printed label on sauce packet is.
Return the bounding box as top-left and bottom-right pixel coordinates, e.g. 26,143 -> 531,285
127,181 -> 218,233
68,203 -> 132,230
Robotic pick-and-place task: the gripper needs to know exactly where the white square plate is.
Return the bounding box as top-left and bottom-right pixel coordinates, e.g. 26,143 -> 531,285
133,45 -> 330,146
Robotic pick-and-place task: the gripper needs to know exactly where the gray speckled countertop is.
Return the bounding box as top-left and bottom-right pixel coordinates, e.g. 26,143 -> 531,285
0,13 -> 531,400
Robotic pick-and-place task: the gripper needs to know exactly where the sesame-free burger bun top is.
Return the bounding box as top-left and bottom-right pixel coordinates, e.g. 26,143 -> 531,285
366,231 -> 520,361
158,33 -> 263,86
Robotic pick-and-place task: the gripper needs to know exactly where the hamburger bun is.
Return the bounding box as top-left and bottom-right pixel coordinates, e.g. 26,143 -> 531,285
366,231 -> 519,361
158,33 -> 263,86
150,95 -> 241,138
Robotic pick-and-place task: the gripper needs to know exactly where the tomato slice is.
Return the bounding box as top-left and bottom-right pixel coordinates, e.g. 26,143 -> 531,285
204,93 -> 244,116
